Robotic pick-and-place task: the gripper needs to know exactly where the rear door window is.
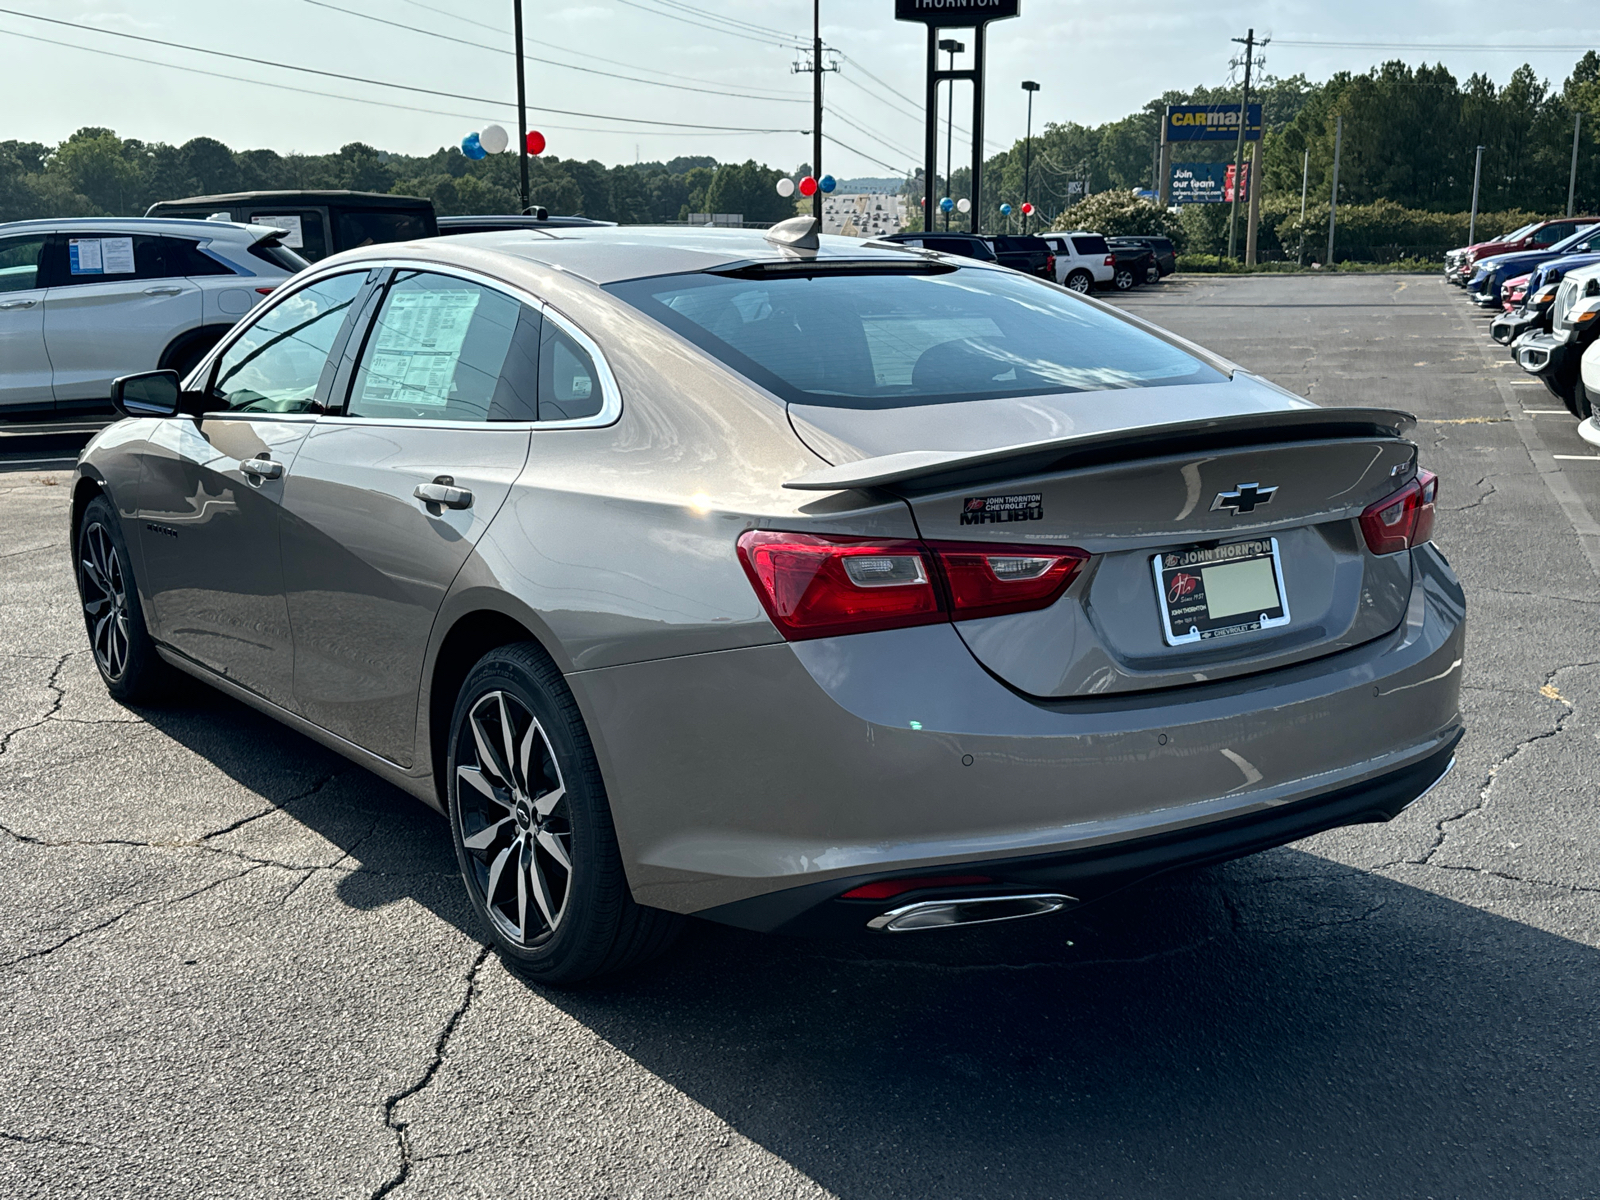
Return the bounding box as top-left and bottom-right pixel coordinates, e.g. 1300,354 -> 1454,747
0,235 -> 46,293
607,265 -> 1223,408
210,271 -> 365,413
345,270 -> 537,422
160,237 -> 233,277
538,321 -> 603,421
336,209 -> 432,250
44,234 -> 169,287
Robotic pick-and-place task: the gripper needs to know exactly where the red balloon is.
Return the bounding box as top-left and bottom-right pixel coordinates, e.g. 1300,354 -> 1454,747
1021,202 -> 1035,215
525,130 -> 546,155
798,175 -> 818,197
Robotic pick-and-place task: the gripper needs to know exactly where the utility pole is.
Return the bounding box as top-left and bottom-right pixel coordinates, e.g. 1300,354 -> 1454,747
1227,28 -> 1265,260
812,0 -> 822,222
513,0 -> 529,214
1297,148 -> 1308,265
1468,144 -> 1485,245
1327,114 -> 1343,265
1021,80 -> 1040,233
791,4 -> 838,223
939,38 -> 964,230
1569,113 -> 1583,218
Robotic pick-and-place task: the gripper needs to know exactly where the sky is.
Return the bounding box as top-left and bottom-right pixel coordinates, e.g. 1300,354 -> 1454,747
0,1 -> 1595,178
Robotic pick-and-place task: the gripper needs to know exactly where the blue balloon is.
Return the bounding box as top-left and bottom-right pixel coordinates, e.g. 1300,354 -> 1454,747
461,133 -> 486,161
819,174 -> 836,193
939,196 -> 955,213
1000,203 -> 1013,215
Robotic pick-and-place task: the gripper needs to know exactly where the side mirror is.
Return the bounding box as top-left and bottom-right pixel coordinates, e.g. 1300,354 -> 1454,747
111,370 -> 180,418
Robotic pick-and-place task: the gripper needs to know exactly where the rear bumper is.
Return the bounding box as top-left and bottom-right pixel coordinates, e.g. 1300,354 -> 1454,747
569,544 -> 1465,918
703,735 -> 1459,935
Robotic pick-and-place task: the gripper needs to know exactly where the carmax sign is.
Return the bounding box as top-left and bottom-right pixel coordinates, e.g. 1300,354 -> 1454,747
1165,104 -> 1262,142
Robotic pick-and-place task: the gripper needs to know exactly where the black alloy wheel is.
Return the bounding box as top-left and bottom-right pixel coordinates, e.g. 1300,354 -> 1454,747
447,642 -> 682,983
76,495 -> 173,702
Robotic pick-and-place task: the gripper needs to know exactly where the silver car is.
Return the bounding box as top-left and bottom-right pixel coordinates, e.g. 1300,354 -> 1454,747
73,221 -> 1465,982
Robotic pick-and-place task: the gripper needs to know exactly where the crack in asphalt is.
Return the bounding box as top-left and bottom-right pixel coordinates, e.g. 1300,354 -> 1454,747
0,652 -> 74,759
1445,476 -> 1497,513
0,865 -> 264,971
373,945 -> 493,1200
1417,860 -> 1600,897
1409,663 -> 1596,868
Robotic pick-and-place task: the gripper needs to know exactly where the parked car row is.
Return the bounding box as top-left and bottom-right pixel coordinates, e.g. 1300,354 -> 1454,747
879,231 -> 1176,293
1451,221 -> 1600,424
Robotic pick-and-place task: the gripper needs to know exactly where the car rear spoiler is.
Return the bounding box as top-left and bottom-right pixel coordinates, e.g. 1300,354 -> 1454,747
783,406 -> 1416,492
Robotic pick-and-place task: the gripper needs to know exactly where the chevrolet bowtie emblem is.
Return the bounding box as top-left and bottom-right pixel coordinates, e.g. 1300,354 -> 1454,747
1210,482 -> 1278,515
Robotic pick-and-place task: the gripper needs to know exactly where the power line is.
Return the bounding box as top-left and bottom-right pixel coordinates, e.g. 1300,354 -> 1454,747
822,132 -> 905,175
300,0 -> 808,104
642,0 -> 803,42
390,0 -> 805,98
608,0 -> 798,48
0,6 -> 804,133
824,107 -> 917,165
0,25 -> 779,137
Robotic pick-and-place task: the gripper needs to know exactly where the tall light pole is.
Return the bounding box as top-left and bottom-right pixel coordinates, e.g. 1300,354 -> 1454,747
1297,148 -> 1309,265
1021,80 -> 1040,233
1326,114 -> 1342,266
939,38 -> 964,230
1468,144 -> 1485,245
513,0 -> 529,214
1569,113 -> 1583,218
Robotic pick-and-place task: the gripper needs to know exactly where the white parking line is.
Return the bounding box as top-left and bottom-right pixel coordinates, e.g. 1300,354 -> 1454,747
1552,454 -> 1600,460
1522,408 -> 1571,414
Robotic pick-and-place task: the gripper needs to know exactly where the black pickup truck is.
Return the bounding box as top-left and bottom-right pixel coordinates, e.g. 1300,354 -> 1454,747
985,234 -> 1055,278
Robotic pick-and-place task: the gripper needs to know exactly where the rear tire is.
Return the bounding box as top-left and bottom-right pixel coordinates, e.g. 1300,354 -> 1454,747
446,642 -> 681,985
1065,270 -> 1092,294
76,495 -> 175,703
1568,375 -> 1594,420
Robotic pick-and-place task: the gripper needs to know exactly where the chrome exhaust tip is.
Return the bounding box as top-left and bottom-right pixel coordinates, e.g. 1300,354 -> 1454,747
867,893 -> 1075,933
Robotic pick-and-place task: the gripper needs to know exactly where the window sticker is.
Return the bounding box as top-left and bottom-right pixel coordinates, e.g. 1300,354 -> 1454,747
358,289 -> 480,407
100,237 -> 135,274
251,215 -> 304,249
68,237 -> 134,275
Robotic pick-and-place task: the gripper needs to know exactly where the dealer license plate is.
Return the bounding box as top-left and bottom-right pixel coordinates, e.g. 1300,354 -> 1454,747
1153,538 -> 1291,646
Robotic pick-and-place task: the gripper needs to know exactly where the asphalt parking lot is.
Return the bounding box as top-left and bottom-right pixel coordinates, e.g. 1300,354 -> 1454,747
3,272 -> 1598,1199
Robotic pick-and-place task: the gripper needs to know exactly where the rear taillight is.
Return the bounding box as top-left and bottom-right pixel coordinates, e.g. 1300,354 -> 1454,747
1360,470 -> 1438,555
736,531 -> 1089,640
928,541 -> 1090,622
1104,254 -> 1115,266
736,531 -> 942,639
255,286 -> 277,295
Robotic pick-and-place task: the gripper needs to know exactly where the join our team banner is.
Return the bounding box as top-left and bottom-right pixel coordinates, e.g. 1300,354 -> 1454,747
1170,162 -> 1251,205
1165,104 -> 1262,142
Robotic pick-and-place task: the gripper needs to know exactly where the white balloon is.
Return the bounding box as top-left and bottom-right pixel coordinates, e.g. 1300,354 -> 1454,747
776,177 -> 796,197
956,198 -> 971,213
479,124 -> 509,154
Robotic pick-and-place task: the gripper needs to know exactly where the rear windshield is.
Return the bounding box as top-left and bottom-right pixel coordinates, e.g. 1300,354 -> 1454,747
605,266 -> 1224,408
1071,235 -> 1109,256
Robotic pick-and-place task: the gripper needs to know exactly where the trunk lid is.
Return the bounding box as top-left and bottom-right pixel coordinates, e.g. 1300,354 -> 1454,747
787,382 -> 1418,697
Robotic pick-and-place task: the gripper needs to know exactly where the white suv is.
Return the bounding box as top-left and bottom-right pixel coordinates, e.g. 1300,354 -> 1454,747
0,218 -> 306,416
1041,231 -> 1116,292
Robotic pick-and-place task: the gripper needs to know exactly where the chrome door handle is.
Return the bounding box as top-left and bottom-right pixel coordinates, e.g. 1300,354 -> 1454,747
0,298 -> 36,309
144,285 -> 184,296
414,476 -> 472,510
241,457 -> 283,480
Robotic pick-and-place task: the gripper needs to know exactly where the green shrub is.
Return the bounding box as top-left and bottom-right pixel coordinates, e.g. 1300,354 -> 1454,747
1051,192 -> 1186,250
